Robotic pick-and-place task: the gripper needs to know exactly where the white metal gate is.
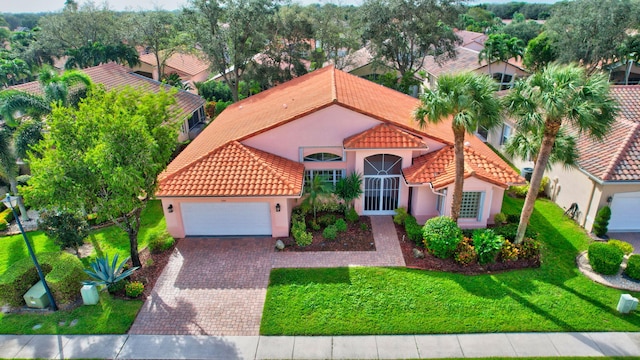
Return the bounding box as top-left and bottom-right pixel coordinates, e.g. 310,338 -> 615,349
364,175 -> 400,214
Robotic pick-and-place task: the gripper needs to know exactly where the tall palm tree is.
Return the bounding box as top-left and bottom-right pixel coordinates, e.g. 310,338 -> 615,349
415,71 -> 502,222
504,125 -> 578,169
0,66 -> 92,125
0,128 -> 29,220
479,33 -> 524,88
503,63 -> 618,244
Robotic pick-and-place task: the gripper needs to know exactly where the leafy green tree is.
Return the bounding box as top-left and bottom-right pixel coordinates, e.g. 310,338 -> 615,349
360,0 -> 461,77
64,41 -> 140,69
0,128 -> 29,220
38,210 -> 90,256
457,6 -> 502,33
14,118 -> 43,160
544,0 -> 638,73
415,72 -> 502,222
523,31 -> 557,72
501,19 -> 542,45
615,34 -> 640,85
185,0 -> 276,102
0,58 -> 31,86
0,67 -> 92,125
23,87 -> 179,267
503,64 -> 618,244
311,4 -> 362,70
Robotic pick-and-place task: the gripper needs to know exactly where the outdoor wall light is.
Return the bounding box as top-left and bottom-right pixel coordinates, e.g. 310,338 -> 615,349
607,196 -> 613,204
275,203 -> 281,212
167,204 -> 174,213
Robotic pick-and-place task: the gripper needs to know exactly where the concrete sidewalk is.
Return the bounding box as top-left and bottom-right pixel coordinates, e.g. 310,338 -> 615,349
1,332 -> 640,359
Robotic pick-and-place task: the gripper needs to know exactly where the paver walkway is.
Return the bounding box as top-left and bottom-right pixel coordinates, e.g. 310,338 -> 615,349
130,216 -> 404,336
3,332 -> 640,359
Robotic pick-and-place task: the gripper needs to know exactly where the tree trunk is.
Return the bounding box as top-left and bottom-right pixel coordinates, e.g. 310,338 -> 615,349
128,229 -> 141,268
625,61 -> 632,85
9,179 -> 29,221
514,120 -> 560,244
155,51 -> 164,80
451,127 -> 465,222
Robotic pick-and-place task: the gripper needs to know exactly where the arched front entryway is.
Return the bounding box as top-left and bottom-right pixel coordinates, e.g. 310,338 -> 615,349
363,154 -> 402,214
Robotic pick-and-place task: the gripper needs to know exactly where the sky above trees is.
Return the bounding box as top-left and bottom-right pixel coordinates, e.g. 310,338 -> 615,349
5,0 -> 561,14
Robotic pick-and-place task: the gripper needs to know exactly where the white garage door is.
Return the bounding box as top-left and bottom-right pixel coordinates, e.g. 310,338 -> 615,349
609,192 -> 640,232
181,202 -> 272,236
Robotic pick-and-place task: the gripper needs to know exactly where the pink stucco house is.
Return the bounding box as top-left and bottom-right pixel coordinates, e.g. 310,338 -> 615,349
157,66 -> 522,238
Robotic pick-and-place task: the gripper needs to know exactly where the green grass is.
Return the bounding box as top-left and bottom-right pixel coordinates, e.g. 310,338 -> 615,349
261,197 -> 640,335
0,200 -> 164,334
0,292 -> 141,334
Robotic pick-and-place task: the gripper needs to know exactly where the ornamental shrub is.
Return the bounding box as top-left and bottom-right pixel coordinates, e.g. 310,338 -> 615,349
404,215 -> 423,245
499,240 -> 519,262
422,216 -> 462,259
393,207 -> 409,225
454,238 -> 477,265
493,212 -> 507,224
323,225 -> 338,240
360,222 -> 368,231
294,230 -> 313,247
493,223 -> 538,242
588,242 -> 623,275
592,206 -> 611,237
345,207 -> 359,223
335,218 -> 347,232
473,229 -> 504,265
608,239 -> 634,255
0,220 -> 7,231
624,255 -> 640,281
38,210 -> 90,254
125,281 -> 145,298
517,238 -> 541,260
0,208 -> 14,224
506,214 -> 519,224
317,213 -> 336,227
149,230 -> 175,253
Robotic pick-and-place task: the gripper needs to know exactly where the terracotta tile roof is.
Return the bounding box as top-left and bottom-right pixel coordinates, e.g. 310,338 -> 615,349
574,86 -> 640,181
344,123 -> 428,149
421,45 -> 525,78
456,30 -> 487,51
9,63 -> 205,122
160,66 -> 520,193
157,141 -> 304,197
139,52 -> 210,77
403,141 -> 525,188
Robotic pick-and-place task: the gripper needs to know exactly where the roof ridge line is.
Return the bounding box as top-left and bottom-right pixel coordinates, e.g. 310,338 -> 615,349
241,144 -> 301,193
601,122 -> 640,180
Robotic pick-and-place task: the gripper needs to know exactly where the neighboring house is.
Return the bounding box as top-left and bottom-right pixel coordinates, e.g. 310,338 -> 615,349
10,62 -> 207,142
157,66 -> 522,238
607,61 -> 640,85
132,51 -> 211,92
486,86 -> 640,233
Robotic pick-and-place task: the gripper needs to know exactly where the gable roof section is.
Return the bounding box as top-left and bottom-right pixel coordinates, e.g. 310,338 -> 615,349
574,86 -> 640,182
403,143 -> 525,188
344,123 -> 428,149
157,141 -> 304,197
10,63 -> 205,121
139,52 -> 210,77
421,45 -> 525,78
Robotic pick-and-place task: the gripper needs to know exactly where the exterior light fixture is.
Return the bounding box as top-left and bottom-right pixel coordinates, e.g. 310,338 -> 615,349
1,193 -> 57,311
607,196 -> 613,204
275,203 -> 281,212
167,204 -> 174,213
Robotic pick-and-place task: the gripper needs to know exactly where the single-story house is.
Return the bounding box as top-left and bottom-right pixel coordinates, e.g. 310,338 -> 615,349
486,85 -> 640,233
132,51 -> 211,93
10,62 -> 207,142
157,66 -> 522,238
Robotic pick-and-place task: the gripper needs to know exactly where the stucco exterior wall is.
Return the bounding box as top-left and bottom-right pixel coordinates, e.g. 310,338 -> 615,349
161,196 -> 295,238
544,164 -> 599,229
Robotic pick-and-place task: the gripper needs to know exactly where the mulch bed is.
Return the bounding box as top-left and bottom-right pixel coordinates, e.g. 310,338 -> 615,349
278,215 -> 375,252
110,243 -> 176,299
395,223 -> 540,275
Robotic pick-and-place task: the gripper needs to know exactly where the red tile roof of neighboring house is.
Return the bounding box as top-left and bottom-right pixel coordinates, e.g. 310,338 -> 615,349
10,63 -> 205,123
456,30 -> 487,51
157,141 -> 304,197
160,66 -> 520,196
574,86 -> 640,181
139,52 -> 210,77
403,144 -> 525,188
421,45 -> 525,78
344,123 -> 428,149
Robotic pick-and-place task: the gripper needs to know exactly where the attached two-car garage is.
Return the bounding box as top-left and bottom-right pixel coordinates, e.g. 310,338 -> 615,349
180,202 -> 272,236
609,191 -> 640,232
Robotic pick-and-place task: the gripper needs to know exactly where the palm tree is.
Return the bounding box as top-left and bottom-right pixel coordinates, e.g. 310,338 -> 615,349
0,66 -> 92,125
503,63 -> 618,244
415,71 -> 502,222
303,175 -> 333,221
504,125 -> 578,169
0,128 -> 29,220
479,33 -> 524,88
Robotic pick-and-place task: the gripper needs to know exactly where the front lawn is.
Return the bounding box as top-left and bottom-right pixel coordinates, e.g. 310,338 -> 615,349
261,197 -> 640,335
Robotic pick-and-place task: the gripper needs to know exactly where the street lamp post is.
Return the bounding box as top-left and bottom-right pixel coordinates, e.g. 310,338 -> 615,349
2,193 -> 57,311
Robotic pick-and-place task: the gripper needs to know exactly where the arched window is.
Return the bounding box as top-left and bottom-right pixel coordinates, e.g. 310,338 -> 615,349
303,152 -> 342,162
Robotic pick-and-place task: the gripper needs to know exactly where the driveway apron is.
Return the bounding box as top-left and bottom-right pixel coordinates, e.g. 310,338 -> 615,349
130,216 -> 404,335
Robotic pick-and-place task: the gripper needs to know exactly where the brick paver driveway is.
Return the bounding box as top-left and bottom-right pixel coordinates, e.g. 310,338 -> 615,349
129,216 -> 404,335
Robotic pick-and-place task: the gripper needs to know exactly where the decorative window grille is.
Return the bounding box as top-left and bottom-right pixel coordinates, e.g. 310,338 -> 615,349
460,192 -> 483,219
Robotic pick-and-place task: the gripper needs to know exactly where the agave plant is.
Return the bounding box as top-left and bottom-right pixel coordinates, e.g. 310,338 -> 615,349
83,254 -> 139,287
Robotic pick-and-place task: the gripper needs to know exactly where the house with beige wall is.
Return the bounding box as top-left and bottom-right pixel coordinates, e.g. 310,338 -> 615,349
486,86 -> 640,233
157,66 -> 523,238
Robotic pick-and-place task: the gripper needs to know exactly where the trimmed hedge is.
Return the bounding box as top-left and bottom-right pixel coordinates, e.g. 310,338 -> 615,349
422,216 -> 462,259
0,252 -> 86,307
607,239 -> 634,256
624,255 -> 640,281
149,230 -> 175,253
588,242 -> 624,275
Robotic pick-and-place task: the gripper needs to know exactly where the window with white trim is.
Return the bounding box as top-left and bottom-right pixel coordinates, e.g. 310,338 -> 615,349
460,191 -> 483,219
303,152 -> 343,162
436,189 -> 447,214
476,125 -> 489,140
501,124 -> 512,145
304,169 -> 345,188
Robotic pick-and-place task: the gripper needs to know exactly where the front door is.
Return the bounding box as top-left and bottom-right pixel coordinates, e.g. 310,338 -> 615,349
363,154 -> 401,214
